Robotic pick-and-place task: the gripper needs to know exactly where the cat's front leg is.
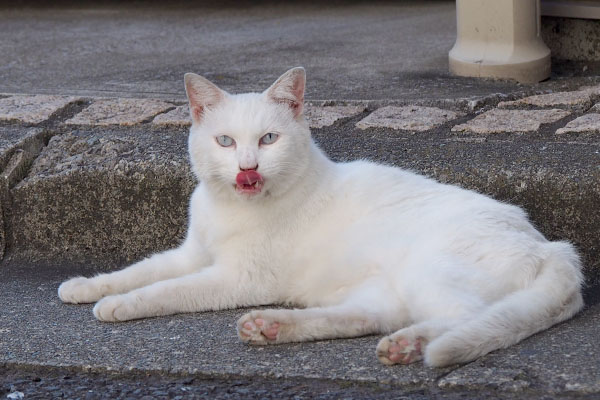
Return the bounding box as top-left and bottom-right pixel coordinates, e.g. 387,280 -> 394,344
59,244 -> 209,304
92,266 -> 263,322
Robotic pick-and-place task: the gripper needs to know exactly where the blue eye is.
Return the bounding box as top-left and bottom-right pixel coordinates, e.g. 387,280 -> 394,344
260,132 -> 279,145
216,135 -> 235,147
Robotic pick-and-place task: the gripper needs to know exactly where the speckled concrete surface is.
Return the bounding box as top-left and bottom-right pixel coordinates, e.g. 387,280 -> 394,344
2,1 -> 600,104
0,262 -> 445,387
9,125 -> 194,267
0,261 -> 598,398
437,303 -> 600,394
542,16 -> 600,63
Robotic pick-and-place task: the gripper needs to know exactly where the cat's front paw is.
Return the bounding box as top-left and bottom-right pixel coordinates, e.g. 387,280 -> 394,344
93,294 -> 138,322
58,277 -> 103,304
237,312 -> 281,345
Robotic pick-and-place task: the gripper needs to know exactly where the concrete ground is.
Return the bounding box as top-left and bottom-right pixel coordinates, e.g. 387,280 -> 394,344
1,0 -> 597,101
1,261 -> 599,399
1,1 -> 600,399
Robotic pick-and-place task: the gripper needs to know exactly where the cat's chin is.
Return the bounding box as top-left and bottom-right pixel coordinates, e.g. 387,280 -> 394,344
235,184 -> 264,197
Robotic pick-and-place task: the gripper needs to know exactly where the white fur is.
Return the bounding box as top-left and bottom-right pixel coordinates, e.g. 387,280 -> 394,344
58,68 -> 584,367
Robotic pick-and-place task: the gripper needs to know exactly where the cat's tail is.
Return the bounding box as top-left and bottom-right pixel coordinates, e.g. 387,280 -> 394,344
424,241 -> 584,367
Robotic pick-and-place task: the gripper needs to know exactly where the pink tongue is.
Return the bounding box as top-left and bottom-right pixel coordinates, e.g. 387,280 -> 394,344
236,170 -> 263,186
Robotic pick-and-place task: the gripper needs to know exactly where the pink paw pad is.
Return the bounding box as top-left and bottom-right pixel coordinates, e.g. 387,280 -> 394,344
387,337 -> 423,364
242,318 -> 280,341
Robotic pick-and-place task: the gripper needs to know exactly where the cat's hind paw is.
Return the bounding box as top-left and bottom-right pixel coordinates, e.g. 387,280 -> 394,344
58,277 -> 103,304
376,333 -> 424,366
237,312 -> 281,345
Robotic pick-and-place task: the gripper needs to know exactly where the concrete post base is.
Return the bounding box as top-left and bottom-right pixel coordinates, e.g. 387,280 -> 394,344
449,0 -> 551,83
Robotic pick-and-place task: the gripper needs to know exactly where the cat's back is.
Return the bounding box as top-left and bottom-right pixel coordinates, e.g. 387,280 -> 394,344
330,159 -> 537,236
332,159 -> 453,211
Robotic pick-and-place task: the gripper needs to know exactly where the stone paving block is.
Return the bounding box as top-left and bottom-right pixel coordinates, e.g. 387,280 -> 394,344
356,106 -> 463,131
152,105 -> 190,126
304,104 -> 366,128
0,94 -> 80,124
452,109 -> 571,134
497,89 -> 596,109
66,98 -> 174,126
556,113 -> 600,134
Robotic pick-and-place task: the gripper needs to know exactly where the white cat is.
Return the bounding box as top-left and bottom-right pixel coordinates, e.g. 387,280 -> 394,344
58,67 -> 584,367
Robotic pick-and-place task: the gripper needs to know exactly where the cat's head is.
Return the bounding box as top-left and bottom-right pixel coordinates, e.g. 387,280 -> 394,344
184,67 -> 312,201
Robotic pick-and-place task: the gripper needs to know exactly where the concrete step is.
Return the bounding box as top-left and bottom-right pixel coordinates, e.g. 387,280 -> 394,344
1,90 -> 599,285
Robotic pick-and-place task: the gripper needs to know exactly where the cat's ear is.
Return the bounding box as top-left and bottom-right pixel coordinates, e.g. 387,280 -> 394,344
184,73 -> 226,124
265,67 -> 305,118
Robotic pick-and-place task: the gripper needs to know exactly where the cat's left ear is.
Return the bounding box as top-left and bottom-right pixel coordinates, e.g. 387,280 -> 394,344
265,67 -> 305,118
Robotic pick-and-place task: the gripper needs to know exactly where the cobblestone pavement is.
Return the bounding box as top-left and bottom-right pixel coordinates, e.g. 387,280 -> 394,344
2,83 -> 600,133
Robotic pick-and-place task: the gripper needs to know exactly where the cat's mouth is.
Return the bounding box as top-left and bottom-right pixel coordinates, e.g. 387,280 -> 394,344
235,170 -> 264,195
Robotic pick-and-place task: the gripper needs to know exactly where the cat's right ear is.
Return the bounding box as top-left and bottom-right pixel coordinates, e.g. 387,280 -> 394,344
184,73 -> 226,124
265,67 -> 306,118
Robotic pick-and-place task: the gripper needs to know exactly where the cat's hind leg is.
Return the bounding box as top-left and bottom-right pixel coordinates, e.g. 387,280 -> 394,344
376,270 -> 488,366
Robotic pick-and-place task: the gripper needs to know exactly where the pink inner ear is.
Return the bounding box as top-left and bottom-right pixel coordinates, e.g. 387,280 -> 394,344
267,68 -> 306,117
191,104 -> 204,122
290,100 -> 303,117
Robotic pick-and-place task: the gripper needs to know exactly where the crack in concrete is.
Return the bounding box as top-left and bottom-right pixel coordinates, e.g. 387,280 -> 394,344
39,98 -> 91,129
0,128 -> 52,262
0,96 -> 91,259
141,104 -> 177,124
